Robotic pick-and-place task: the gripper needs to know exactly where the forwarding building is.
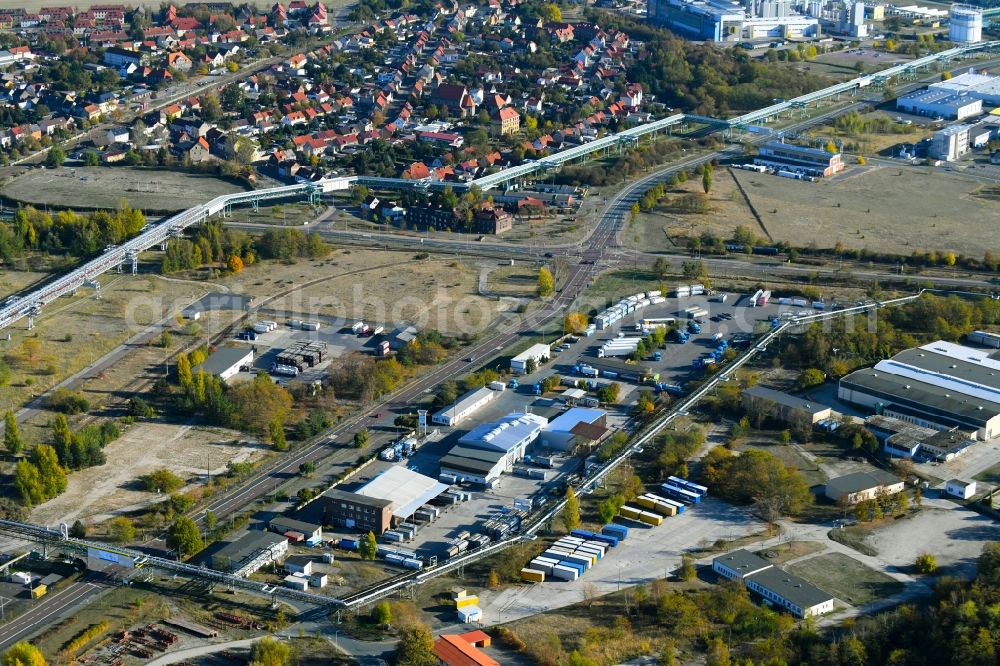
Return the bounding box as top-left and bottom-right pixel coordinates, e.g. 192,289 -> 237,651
540,407 -> 608,451
319,467 -> 449,533
824,470 -> 904,505
268,516 -> 323,542
754,141 -> 845,177
210,531 -> 289,575
713,549 -> 834,618
319,488 -> 394,535
929,71 -> 1000,106
839,340 -> 1000,440
510,343 -> 552,374
441,413 -> 548,484
432,387 -> 497,427
742,385 -> 832,424
356,466 -> 449,524
195,346 -> 254,381
896,89 -> 982,121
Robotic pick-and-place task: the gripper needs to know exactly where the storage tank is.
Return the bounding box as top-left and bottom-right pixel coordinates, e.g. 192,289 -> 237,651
950,4 -> 983,43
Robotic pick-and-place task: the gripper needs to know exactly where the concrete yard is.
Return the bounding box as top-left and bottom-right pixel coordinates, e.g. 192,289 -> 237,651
476,499 -> 767,624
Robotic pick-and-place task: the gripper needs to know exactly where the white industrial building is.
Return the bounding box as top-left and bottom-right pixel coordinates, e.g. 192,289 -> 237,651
896,89 -> 982,121
949,4 -> 983,43
356,466 -> 449,522
539,407 -> 608,451
839,340 -> 1000,440
930,124 -> 972,161
440,412 -> 548,484
946,479 -> 977,499
930,71 -> 1000,106
713,549 -> 834,618
510,343 -> 552,374
195,346 -> 254,382
431,387 -> 497,426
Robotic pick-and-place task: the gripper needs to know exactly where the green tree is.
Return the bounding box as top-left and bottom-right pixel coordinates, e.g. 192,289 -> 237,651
269,420 -> 288,451
69,519 -> 86,538
598,494 -> 625,524
702,168 -> 712,194
140,469 -> 184,493
597,382 -> 621,404
562,486 -> 581,532
2,642 -> 47,666
359,530 -> 378,560
796,368 -> 826,390
14,460 -> 44,506
537,267 -> 555,297
353,429 -> 370,449
249,636 -> 292,666
45,146 -> 65,168
84,151 -> 100,166
394,624 -> 437,666
176,352 -> 192,387
680,554 -> 697,581
372,600 -> 392,627
653,256 -> 671,279
915,553 -> 938,574
108,516 -> 135,544
31,445 -> 66,499
4,411 -> 23,455
541,2 -> 562,20
166,516 -> 204,557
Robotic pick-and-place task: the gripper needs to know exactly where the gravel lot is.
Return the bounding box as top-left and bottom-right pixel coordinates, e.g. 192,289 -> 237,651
864,505 -> 1000,577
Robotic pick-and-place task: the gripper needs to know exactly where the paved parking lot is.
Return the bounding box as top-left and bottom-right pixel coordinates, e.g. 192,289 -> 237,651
230,320 -> 374,383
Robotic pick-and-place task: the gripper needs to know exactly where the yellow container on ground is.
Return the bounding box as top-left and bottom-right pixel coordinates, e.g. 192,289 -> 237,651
619,505 -> 642,520
520,568 -> 545,583
455,596 -> 479,609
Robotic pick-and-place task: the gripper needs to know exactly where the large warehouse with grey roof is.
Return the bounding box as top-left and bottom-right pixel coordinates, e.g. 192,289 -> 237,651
838,340 -> 1000,440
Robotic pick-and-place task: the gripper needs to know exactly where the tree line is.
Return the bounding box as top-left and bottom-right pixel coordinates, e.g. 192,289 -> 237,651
0,205 -> 145,264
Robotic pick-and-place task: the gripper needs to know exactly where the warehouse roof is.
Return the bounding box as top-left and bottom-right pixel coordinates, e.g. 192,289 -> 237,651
898,88 -> 981,108
195,345 -> 253,376
511,343 -> 552,363
714,549 -> 773,577
440,444 -> 506,475
546,407 -> 606,433
321,488 -> 393,509
825,470 -> 901,498
743,385 -> 830,415
841,367 -> 1000,426
433,387 -> 495,423
213,531 -> 286,564
747,567 -> 834,610
459,412 -> 547,453
268,516 -> 322,535
357,466 -> 448,519
931,72 -> 1000,98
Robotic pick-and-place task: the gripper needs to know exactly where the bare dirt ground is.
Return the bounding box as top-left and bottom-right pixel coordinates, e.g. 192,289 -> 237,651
30,422 -> 264,526
232,249 -> 509,334
1,167 -> 246,212
627,165 -> 996,257
0,274 -> 208,420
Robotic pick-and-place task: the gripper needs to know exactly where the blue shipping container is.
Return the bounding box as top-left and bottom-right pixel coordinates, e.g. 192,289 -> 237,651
559,560 -> 586,576
338,538 -> 359,550
602,524 -> 629,540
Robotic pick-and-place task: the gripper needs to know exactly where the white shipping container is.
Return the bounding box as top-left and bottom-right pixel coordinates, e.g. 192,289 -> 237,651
550,565 -> 579,581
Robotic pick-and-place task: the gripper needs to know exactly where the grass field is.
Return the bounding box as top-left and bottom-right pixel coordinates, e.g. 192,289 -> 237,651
787,551 -> 903,606
976,463 -> 1000,485
627,164 -> 997,258
1,167 -> 247,212
753,540 -> 826,566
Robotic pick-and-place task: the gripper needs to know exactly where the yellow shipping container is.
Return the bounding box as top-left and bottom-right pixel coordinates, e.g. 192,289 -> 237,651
635,496 -> 656,510
620,505 -> 642,519
520,568 -> 545,583
30,584 -> 46,599
651,501 -> 677,517
455,596 -> 479,609
639,511 -> 664,526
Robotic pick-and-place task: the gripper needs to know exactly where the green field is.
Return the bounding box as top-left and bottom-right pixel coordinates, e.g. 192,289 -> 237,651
787,551 -> 903,606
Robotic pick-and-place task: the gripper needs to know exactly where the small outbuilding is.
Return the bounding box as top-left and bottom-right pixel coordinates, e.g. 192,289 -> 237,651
824,470 -> 904,505
195,346 -> 254,382
945,479 -> 977,500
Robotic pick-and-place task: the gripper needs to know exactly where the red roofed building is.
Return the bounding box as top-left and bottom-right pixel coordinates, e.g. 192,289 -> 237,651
433,632 -> 500,666
491,106 -> 520,137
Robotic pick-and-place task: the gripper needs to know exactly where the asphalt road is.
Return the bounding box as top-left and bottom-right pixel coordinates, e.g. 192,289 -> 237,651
0,579 -> 106,650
